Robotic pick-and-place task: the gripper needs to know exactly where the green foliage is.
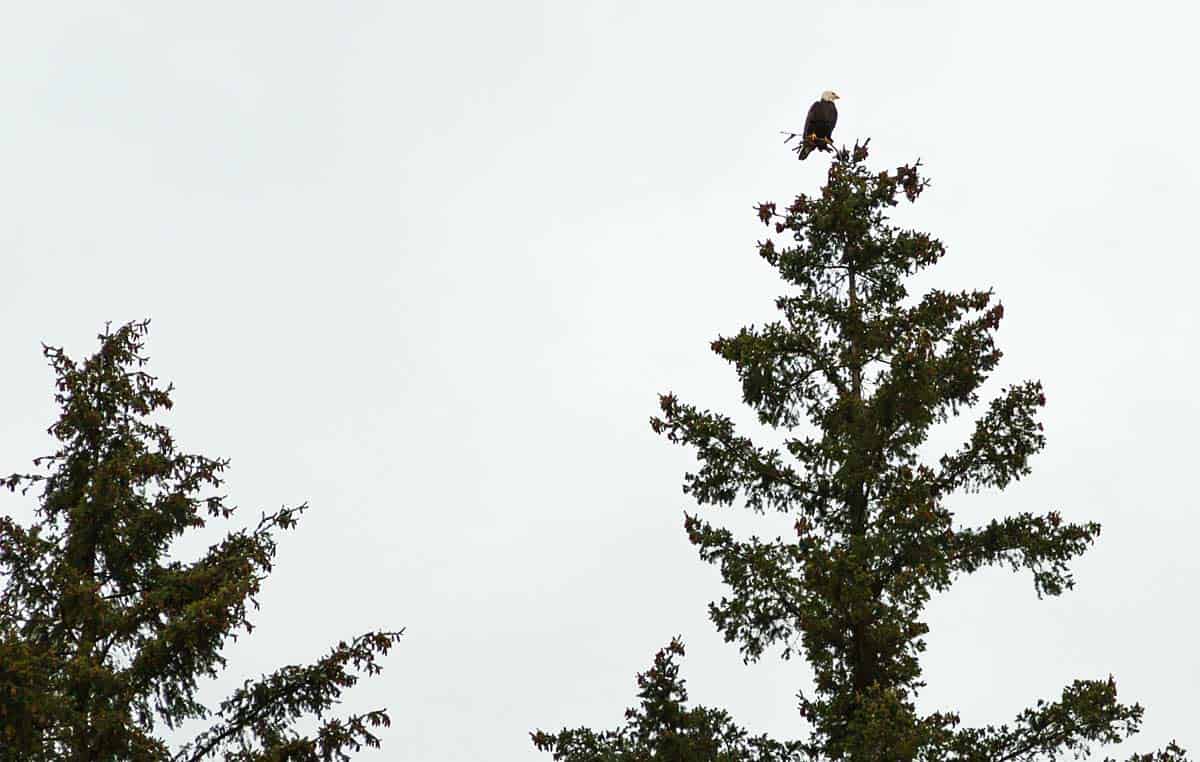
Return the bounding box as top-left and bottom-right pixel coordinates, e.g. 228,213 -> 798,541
0,321 -> 402,761
537,140 -> 1187,760
532,638 -> 804,762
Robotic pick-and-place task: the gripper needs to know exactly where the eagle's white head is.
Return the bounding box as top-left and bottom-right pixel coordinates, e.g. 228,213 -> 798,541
821,90 -> 840,102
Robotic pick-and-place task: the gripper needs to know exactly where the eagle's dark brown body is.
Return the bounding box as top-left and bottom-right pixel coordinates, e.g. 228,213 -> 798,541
798,99 -> 838,160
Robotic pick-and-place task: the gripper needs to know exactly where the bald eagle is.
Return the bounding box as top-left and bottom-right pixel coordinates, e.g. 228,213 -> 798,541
797,90 -> 839,160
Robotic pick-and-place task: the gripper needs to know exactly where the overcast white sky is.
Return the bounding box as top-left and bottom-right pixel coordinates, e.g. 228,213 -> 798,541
1,2 -> 1198,759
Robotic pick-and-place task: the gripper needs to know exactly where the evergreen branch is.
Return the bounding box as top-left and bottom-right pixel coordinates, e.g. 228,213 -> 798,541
936,382 -> 1047,495
651,395 -> 816,512
947,678 -> 1145,762
947,512 -> 1101,597
175,630 -> 403,762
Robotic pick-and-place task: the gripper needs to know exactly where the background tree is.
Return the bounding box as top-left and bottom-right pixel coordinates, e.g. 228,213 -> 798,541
0,321 -> 402,761
533,638 -> 804,762
539,141 -> 1187,760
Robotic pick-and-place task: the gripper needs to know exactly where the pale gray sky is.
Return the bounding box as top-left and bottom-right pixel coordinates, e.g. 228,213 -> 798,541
1,3 -> 1197,759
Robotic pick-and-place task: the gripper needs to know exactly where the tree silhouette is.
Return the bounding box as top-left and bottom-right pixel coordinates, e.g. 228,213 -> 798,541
0,321 -> 402,761
533,638 -> 803,762
538,141 -> 1188,760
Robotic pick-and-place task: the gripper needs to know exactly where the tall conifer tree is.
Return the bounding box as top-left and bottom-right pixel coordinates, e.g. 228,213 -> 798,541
536,142 -> 1186,760
0,321 -> 402,761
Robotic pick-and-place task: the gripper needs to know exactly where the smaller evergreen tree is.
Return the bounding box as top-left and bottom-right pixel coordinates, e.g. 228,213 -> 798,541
0,320 -> 402,761
532,638 -> 803,762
